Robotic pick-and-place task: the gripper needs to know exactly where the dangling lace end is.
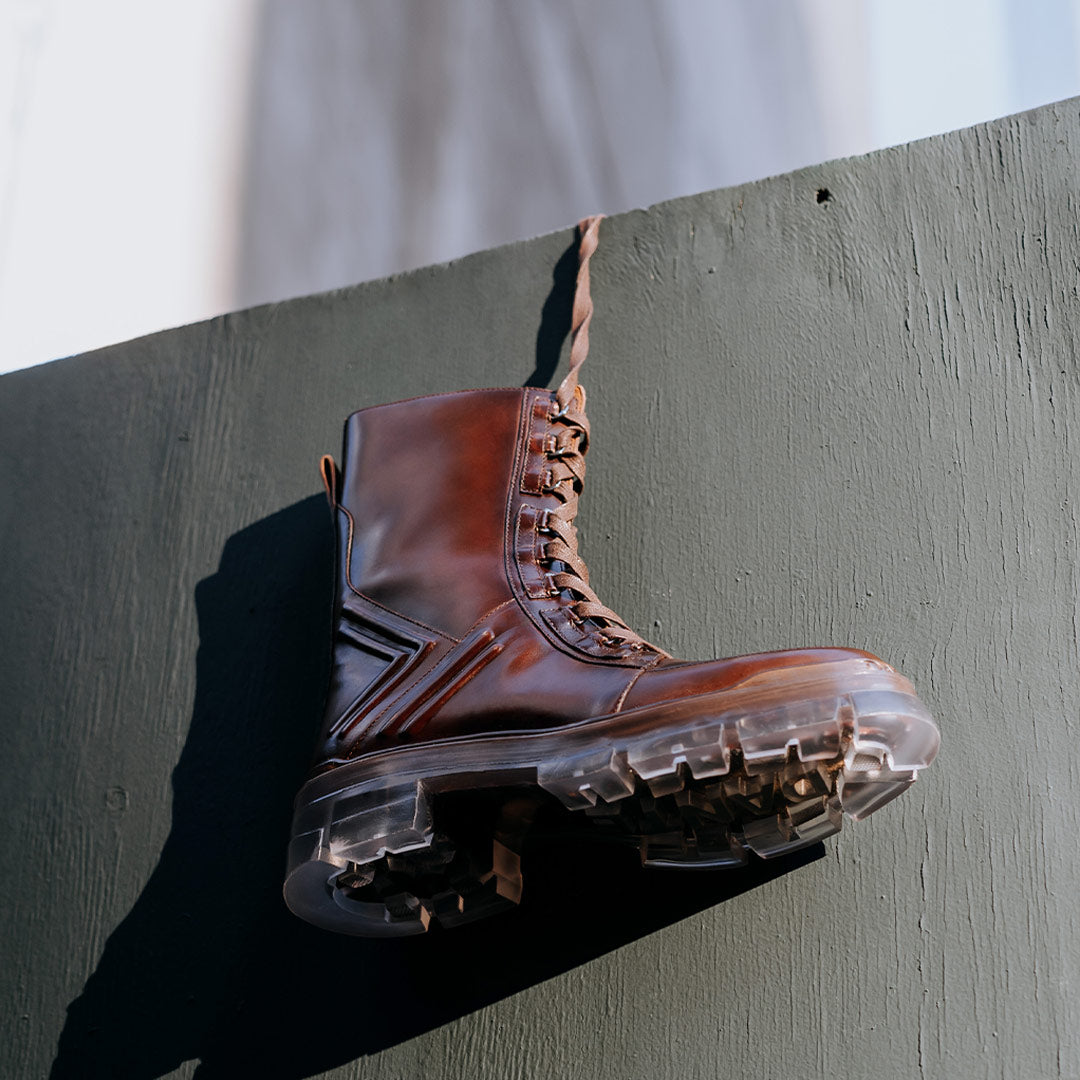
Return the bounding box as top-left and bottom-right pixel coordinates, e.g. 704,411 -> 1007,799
556,214 -> 604,410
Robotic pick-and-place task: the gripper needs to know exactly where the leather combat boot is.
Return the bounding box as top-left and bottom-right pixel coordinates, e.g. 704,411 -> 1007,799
284,217 -> 940,936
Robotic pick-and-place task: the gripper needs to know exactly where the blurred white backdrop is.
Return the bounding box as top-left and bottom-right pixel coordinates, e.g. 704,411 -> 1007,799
3,0 -> 1080,374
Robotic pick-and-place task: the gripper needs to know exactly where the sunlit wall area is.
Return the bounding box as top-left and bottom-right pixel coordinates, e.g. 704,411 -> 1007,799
2,0 -> 1079,375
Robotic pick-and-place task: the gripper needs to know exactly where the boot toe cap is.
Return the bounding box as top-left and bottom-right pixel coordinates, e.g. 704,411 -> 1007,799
622,646 -> 892,712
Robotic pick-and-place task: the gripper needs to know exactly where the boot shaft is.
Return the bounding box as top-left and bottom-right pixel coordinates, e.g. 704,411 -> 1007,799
335,386 -> 536,638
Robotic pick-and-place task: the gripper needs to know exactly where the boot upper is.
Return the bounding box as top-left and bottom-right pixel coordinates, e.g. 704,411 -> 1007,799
308,382 -> 881,773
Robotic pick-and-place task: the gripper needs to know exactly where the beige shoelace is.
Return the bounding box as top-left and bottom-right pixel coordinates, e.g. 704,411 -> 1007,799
538,216 -> 649,651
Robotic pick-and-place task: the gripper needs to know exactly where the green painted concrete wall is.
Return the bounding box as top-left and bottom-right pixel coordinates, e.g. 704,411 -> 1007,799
4,99 -> 1080,1079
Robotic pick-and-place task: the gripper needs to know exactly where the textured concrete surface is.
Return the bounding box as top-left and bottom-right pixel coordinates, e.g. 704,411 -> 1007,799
4,99 -> 1080,1079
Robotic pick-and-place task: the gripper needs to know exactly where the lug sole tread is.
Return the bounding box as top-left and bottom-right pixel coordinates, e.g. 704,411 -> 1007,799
284,682 -> 937,936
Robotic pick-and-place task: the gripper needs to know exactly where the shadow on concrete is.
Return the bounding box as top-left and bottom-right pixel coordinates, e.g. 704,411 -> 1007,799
49,496 -> 333,1080
51,493 -> 822,1079
525,233 -> 579,390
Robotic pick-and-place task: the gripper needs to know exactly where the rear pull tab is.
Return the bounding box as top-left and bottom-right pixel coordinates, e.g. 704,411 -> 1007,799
320,454 -> 340,509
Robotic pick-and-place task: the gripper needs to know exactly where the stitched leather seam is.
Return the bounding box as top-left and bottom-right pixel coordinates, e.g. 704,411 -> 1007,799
388,634 -> 504,740
330,639 -> 438,744
613,669 -> 643,712
346,629 -> 498,750
339,504 -> 459,643
456,597 -> 516,639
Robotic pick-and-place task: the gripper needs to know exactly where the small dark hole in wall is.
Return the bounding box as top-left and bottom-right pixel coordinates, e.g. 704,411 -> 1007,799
816,188 -> 832,204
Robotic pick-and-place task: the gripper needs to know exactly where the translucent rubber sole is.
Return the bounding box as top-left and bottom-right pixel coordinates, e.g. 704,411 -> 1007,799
284,658 -> 939,936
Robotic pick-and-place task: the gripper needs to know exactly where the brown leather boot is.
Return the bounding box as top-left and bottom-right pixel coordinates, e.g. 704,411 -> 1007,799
284,218 -> 939,936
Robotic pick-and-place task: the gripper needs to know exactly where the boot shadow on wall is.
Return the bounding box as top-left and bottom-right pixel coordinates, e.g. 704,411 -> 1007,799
525,235 -> 580,389
50,504 -> 825,1080
50,257 -> 823,1079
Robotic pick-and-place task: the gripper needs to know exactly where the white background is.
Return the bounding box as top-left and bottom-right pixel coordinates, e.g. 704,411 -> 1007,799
3,0 -> 1080,374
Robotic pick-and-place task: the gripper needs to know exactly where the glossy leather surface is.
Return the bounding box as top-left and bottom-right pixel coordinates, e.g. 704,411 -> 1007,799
311,385 -> 886,774
621,647 -> 887,712
340,388 -> 525,636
